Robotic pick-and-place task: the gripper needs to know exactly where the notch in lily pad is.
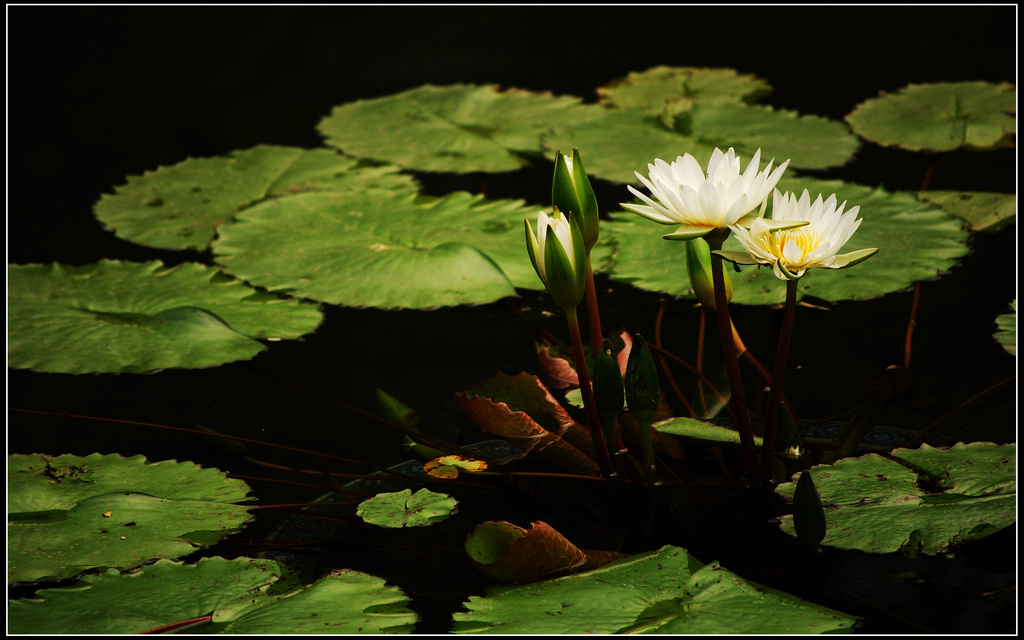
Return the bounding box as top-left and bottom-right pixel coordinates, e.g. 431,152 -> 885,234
355,488 -> 458,528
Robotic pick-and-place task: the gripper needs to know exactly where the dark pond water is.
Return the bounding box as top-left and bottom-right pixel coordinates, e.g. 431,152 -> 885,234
8,6 -> 1017,634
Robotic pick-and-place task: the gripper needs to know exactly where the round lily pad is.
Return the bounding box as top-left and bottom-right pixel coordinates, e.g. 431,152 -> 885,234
7,260 -> 323,373
213,189 -> 588,309
543,102 -> 859,186
355,488 -> 458,528
7,453 -> 255,583
93,145 -> 419,251
598,66 -> 773,110
845,81 -> 1016,152
608,176 -> 969,305
317,83 -> 604,173
776,443 -> 1016,555
918,190 -> 1016,232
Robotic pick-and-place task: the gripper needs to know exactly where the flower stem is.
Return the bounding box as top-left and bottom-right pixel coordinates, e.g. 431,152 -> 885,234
566,306 -> 616,477
760,277 -> 799,481
584,258 -> 603,358
707,230 -> 759,483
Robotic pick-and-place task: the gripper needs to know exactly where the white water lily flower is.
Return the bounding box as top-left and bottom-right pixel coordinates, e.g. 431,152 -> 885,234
525,208 -> 587,310
621,148 -> 790,240
729,189 -> 879,280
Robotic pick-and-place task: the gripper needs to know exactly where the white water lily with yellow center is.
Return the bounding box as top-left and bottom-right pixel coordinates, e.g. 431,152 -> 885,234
621,147 -> 791,241
723,189 -> 879,280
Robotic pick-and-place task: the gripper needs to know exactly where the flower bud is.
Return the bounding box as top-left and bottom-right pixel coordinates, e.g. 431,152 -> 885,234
552,149 -> 600,252
525,208 -> 587,311
686,237 -> 732,311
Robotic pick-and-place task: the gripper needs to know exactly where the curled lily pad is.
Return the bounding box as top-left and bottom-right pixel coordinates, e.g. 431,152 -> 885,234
317,84 -> 605,173
456,372 -> 600,476
845,81 -> 1016,151
355,488 -> 458,528
776,442 -> 1016,556
7,261 -> 322,373
93,145 -> 419,251
7,453 -> 255,583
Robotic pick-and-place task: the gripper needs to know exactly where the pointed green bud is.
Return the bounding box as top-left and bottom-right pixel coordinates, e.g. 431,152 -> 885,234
687,237 -> 732,311
552,149 -> 600,252
592,340 -> 624,417
624,334 -> 660,421
793,469 -> 827,549
524,208 -> 587,311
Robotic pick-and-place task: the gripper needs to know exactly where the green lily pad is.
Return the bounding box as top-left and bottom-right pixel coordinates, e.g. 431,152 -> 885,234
597,66 -> 773,110
845,81 -> 1016,152
654,416 -> 764,448
609,176 -> 968,305
93,145 -> 419,251
918,190 -> 1016,232
452,545 -> 858,633
355,489 -> 458,528
543,102 -> 858,186
213,189 -> 611,309
8,453 -> 255,584
7,260 -> 323,373
7,557 -> 417,634
317,84 -> 605,173
994,301 -> 1015,357
776,442 -> 1016,556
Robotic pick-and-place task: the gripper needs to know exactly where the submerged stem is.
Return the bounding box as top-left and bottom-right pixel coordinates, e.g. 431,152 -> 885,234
566,307 -> 616,477
760,277 -> 799,481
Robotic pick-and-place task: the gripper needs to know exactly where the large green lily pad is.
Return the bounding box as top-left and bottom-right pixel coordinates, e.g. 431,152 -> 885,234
7,260 -> 323,373
93,145 -> 419,251
213,189 -> 613,309
8,453 -> 255,584
776,442 -> 1016,555
452,545 -> 858,633
609,176 -> 969,305
597,66 -> 773,110
7,557 -> 417,634
845,81 -> 1016,152
317,84 -> 605,173
543,102 -> 859,186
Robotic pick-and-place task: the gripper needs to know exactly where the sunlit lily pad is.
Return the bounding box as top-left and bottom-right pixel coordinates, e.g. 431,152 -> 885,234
608,176 -> 969,305
453,544 -> 858,634
776,442 -> 1016,556
654,416 -> 764,448
317,84 -> 605,173
93,145 -> 419,251
543,103 -> 858,185
845,81 -> 1016,151
7,453 -> 255,584
356,488 -> 458,528
597,66 -> 773,110
918,190 -> 1016,232
7,261 -> 323,373
7,557 -> 417,634
213,189 -> 614,309
994,300 -> 1015,357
